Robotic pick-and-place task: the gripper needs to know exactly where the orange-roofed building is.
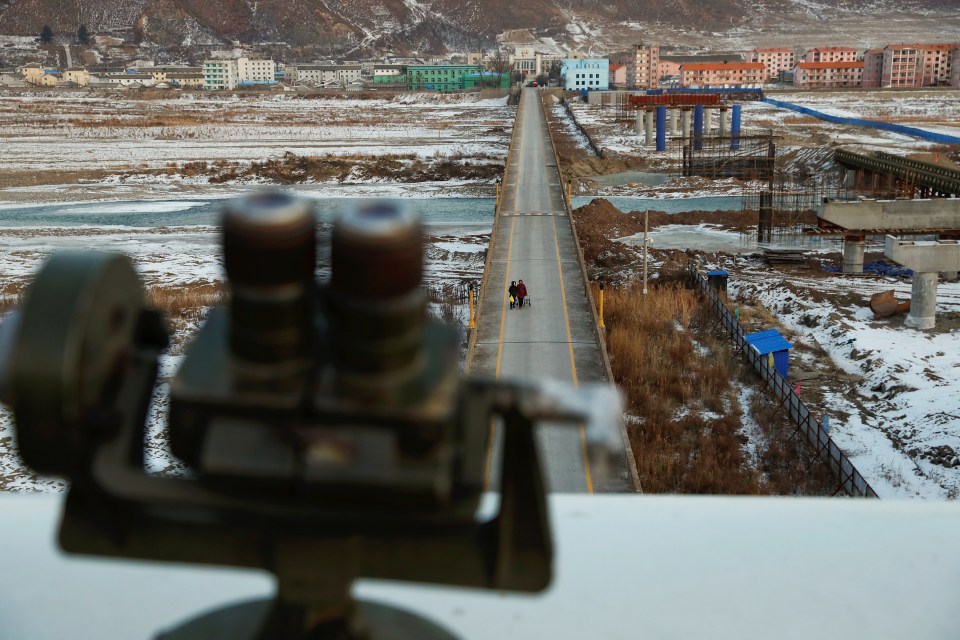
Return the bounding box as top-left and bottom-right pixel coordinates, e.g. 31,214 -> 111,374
793,61 -> 864,89
804,47 -> 860,63
748,48 -> 796,82
679,62 -> 765,88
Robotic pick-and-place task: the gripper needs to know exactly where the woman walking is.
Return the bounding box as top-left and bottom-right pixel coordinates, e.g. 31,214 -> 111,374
508,281 -> 518,309
516,279 -> 527,308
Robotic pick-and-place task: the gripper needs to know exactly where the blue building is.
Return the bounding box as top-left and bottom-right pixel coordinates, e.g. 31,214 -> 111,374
560,58 -> 609,91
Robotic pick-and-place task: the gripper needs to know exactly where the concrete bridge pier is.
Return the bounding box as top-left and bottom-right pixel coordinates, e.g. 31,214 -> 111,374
906,272 -> 938,330
718,107 -> 728,138
886,235 -> 960,330
842,235 -> 866,273
644,109 -> 654,145
681,108 -> 691,141
670,109 -> 679,136
635,112 -> 642,136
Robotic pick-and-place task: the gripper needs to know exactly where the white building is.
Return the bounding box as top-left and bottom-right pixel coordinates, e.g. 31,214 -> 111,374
203,60 -> 237,90
288,65 -> 362,86
237,58 -> 276,85
561,58 -> 610,91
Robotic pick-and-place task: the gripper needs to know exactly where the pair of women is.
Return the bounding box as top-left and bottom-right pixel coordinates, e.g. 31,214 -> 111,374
508,280 -> 528,309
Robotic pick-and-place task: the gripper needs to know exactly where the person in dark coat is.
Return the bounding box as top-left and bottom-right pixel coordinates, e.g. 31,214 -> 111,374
516,280 -> 527,308
508,281 -> 518,309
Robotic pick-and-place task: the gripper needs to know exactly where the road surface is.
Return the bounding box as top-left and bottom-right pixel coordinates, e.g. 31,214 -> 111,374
469,88 -> 635,493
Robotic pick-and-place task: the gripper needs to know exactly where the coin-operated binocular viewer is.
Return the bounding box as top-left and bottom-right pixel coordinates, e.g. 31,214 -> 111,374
0,192 -> 622,639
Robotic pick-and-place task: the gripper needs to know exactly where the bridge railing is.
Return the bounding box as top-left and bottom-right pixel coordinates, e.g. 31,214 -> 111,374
834,148 -> 960,196
463,88 -> 523,373
689,264 -> 878,498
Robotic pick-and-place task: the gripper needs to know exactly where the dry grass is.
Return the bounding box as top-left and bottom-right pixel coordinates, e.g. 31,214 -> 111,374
147,283 -> 225,353
604,283 -> 836,495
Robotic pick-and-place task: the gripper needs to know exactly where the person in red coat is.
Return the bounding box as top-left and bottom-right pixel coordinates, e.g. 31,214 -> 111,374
516,280 -> 527,308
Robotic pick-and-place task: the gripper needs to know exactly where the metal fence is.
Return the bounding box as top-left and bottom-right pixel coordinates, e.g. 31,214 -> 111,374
689,265 -> 878,498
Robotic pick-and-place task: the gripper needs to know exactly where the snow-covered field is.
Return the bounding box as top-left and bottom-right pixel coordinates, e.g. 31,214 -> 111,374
0,91 -> 514,184
671,232 -> 960,500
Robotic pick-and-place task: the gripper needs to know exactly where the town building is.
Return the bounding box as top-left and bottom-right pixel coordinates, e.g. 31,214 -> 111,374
625,44 -> 659,89
407,64 -> 481,91
804,47 -> 860,63
146,66 -> 202,83
748,48 -> 796,82
19,63 -> 59,86
286,65 -> 362,87
0,70 -> 27,87
679,62 -> 764,88
793,61 -> 864,89
203,60 -> 237,90
658,54 -> 744,84
62,67 -> 89,86
462,72 -> 511,89
918,44 -> 959,86
166,72 -> 204,88
237,58 -> 276,85
953,49 -> 960,87
561,58 -> 610,90
510,46 -> 544,82
371,64 -> 407,87
608,63 -> 627,88
861,49 -> 884,88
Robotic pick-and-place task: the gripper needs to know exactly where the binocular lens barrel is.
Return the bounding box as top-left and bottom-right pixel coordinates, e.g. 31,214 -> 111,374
330,202 -> 426,389
223,192 -> 316,365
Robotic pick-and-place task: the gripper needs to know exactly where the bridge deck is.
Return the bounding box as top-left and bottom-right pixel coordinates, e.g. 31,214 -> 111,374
468,89 -> 634,493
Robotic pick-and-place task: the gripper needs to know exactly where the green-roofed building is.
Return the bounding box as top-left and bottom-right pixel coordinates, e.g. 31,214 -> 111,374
407,64 -> 482,91
463,72 -> 511,89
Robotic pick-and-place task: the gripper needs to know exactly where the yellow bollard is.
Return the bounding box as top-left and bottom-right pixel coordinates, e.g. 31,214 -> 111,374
598,283 -> 605,329
496,181 -> 500,201
566,181 -> 572,206
468,284 -> 476,329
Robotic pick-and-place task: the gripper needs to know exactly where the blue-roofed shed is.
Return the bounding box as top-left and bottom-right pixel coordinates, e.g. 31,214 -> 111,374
706,270 -> 728,293
744,329 -> 793,379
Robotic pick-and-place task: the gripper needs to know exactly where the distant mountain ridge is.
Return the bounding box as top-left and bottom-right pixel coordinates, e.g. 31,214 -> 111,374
0,0 -> 957,55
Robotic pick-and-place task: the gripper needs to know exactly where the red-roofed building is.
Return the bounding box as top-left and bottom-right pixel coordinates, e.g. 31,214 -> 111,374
804,47 -> 860,63
793,61 -> 864,89
862,49 -> 884,88
877,44 -> 959,87
679,62 -> 765,88
748,48 -> 796,82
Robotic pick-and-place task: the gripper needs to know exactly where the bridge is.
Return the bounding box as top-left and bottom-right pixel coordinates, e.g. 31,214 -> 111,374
834,148 -> 960,198
466,88 -> 638,493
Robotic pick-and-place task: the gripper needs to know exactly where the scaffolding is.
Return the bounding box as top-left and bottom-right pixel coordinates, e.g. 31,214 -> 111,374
741,172 -> 850,243
678,134 -> 777,180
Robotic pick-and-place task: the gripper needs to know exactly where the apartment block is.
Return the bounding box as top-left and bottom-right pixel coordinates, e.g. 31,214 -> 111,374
793,61 -> 864,89
237,58 -> 276,85
953,49 -> 960,87
804,47 -> 860,63
625,44 -> 659,89
203,60 -> 237,90
679,62 -> 764,88
919,44 -> 958,86
749,48 -> 796,82
609,63 -> 627,88
659,54 -> 744,83
861,49 -> 884,88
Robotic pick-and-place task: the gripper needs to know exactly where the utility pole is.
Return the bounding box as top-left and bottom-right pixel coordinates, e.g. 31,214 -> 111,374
643,210 -> 649,295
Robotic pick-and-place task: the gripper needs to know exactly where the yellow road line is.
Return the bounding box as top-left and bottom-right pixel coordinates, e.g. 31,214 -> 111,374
551,214 -> 594,494
483,215 -> 517,490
